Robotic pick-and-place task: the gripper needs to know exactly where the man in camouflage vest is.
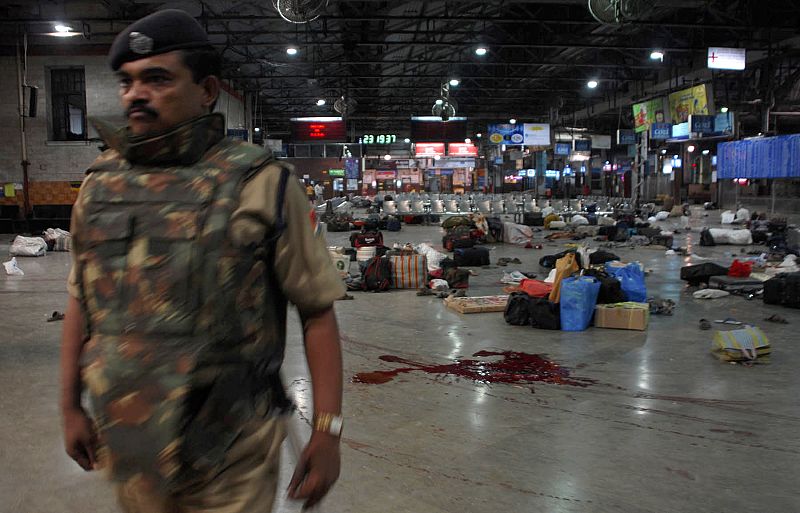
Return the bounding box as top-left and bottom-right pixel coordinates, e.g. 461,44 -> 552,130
60,9 -> 345,512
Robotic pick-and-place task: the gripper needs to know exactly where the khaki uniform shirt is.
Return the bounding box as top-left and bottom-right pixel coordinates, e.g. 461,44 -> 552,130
68,163 -> 345,320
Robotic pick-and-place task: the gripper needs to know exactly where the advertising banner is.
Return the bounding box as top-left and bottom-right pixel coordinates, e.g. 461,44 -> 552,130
632,98 -> 666,133
488,123 -> 524,144
668,85 -> 709,124
689,115 -> 715,136
345,158 -> 360,178
523,123 -> 551,146
448,143 -> 479,156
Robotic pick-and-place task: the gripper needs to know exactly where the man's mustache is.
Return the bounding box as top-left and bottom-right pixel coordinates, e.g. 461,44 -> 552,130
126,104 -> 159,118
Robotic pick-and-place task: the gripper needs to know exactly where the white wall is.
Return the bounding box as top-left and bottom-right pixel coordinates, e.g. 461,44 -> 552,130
0,54 -> 245,183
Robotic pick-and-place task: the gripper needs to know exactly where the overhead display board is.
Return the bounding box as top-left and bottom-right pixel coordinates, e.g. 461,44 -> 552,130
668,85 -> 710,124
591,135 -> 612,149
554,143 -> 571,156
290,117 -> 346,142
632,98 -> 666,133
650,122 -> 672,140
448,143 -> 479,157
708,47 -> 746,71
718,135 -> 800,179
414,142 -> 446,157
410,116 -> 467,143
617,129 -> 636,145
523,123 -> 551,146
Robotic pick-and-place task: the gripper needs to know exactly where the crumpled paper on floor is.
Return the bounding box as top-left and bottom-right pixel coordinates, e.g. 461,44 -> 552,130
3,257 -> 24,276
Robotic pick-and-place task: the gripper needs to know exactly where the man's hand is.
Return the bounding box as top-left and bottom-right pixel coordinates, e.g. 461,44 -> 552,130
63,407 -> 97,471
287,433 -> 341,510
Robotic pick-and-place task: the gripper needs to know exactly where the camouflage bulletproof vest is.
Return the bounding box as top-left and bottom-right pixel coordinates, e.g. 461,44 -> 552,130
76,114 -> 290,491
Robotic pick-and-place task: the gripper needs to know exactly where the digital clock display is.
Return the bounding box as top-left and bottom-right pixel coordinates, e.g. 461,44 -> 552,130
361,134 -> 397,145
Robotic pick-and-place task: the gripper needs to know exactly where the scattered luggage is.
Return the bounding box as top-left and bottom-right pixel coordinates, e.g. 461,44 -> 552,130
763,272 -> 800,308
443,225 -> 475,252
518,279 -> 553,298
709,275 -> 763,292
351,231 -> 384,248
361,256 -> 392,292
711,326 -> 770,362
680,262 -> 729,286
588,250 -> 620,265
389,254 -> 428,289
504,292 -> 532,326
523,212 -> 544,227
324,213 -> 352,232
583,269 -> 626,304
528,297 -> 561,330
700,228 -> 716,246
560,276 -> 601,331
454,247 -> 490,267
386,217 -> 402,232
443,267 -> 470,289
605,262 -> 647,303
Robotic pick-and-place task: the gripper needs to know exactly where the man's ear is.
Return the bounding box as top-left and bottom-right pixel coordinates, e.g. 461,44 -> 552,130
201,75 -> 221,111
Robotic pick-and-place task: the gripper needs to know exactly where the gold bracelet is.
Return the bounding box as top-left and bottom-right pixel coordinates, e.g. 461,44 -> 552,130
313,412 -> 343,437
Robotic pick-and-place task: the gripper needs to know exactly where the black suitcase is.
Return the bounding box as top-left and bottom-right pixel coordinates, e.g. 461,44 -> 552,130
763,272 -> 800,307
523,212 -> 544,227
454,247 -> 490,267
589,250 -> 620,265
528,297 -> 561,330
504,293 -> 531,326
680,263 -> 729,286
386,218 -> 401,232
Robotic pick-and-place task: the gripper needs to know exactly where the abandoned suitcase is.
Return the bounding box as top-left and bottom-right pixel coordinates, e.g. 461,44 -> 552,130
650,234 -> 674,248
453,247 -> 490,267
708,275 -> 764,292
763,272 -> 800,307
528,297 -> 561,330
504,293 -> 532,326
523,212 -> 544,227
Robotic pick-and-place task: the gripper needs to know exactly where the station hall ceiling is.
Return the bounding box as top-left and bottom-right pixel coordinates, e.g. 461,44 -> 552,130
2,0 -> 800,135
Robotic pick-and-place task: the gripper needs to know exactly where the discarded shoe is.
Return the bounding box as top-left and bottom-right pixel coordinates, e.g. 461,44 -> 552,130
764,314 -> 788,324
46,311 -> 65,322
699,318 -> 711,330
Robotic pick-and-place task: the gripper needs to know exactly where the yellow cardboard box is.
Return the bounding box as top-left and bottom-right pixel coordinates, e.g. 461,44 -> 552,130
594,302 -> 650,331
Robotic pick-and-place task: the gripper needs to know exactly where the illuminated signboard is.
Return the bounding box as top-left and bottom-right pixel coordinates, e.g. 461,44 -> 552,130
290,117 -> 346,142
544,170 -> 560,178
708,47 -> 746,71
414,142 -> 446,157
448,143 -> 478,157
554,143 -> 571,156
361,134 -> 397,144
328,169 -> 345,177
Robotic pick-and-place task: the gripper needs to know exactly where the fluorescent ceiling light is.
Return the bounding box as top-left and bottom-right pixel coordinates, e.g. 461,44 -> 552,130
449,79 -> 460,86
435,99 -> 443,105
688,145 -> 696,153
316,99 -> 326,106
475,47 -> 488,56
286,47 -> 298,55
54,24 -> 72,32
509,118 -> 516,124
702,150 -> 710,155
254,127 -> 260,132
384,154 -> 392,161
587,80 -> 599,89
476,133 -> 482,138
661,149 -> 667,154
464,138 -> 471,144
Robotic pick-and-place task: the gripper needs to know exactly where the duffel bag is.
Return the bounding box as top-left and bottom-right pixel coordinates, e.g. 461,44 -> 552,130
351,231 -> 384,248
589,249 -> 620,265
583,269 -> 626,304
362,256 -> 392,292
389,254 -> 428,289
680,262 -> 729,286
504,292 -> 531,326
523,212 -> 544,227
529,297 -> 561,330
444,267 -> 470,289
605,262 -> 647,303
454,247 -> 490,267
386,217 -> 402,232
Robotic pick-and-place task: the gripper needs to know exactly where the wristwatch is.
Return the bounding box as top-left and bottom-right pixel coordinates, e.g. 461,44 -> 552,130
313,413 -> 344,438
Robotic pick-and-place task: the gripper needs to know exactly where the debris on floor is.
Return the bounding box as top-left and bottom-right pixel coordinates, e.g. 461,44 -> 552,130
3,257 -> 24,276
46,311 -> 65,322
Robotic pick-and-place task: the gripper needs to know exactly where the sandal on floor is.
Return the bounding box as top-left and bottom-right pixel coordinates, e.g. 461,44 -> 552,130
699,318 -> 712,330
46,311 -> 65,322
764,314 -> 789,324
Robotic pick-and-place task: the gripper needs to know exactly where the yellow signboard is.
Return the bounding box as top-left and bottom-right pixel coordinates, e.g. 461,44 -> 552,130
668,84 -> 709,124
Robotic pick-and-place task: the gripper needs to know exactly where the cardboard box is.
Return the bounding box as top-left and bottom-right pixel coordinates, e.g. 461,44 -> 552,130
594,302 -> 650,331
445,295 -> 509,314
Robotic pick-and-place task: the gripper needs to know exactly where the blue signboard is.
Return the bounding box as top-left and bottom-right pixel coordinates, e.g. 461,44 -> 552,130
554,142 -> 571,156
718,135 -> 800,179
573,140 -> 592,152
345,158 -> 360,178
617,129 -> 636,145
544,170 -> 560,178
487,123 -> 525,145
650,122 -> 672,140
672,122 -> 690,140
494,156 -> 503,165
690,115 -> 715,135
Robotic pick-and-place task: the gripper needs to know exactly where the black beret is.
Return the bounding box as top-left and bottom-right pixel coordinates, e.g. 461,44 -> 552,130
109,9 -> 212,70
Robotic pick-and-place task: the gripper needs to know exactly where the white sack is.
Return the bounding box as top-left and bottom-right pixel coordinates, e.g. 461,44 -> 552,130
541,206 -> 555,217
502,222 -> 533,245
709,228 -> 752,245
415,243 -> 447,271
735,208 -> 751,222
655,211 -> 670,221
571,215 -> 589,226
721,211 -> 735,224
549,221 -> 567,230
3,257 -> 24,276
598,216 -> 615,226
9,236 -> 47,257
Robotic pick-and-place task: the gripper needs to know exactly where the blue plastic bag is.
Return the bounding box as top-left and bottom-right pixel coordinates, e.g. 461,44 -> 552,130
605,262 -> 647,302
560,276 -> 601,331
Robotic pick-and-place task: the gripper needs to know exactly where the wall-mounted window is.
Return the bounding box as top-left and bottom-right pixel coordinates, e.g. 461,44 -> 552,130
50,67 -> 87,141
